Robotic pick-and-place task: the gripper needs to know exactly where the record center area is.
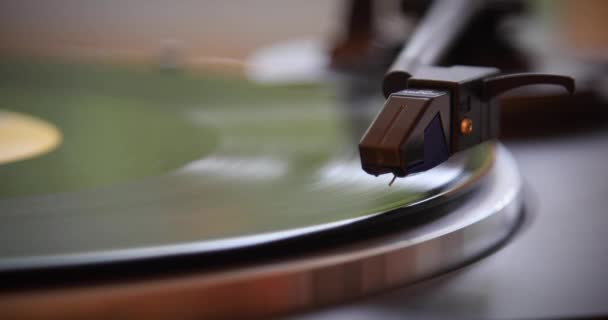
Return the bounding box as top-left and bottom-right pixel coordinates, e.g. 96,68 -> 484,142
0,111 -> 62,165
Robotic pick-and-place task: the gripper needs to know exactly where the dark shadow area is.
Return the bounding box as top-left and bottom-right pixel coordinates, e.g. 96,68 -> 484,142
500,92 -> 608,140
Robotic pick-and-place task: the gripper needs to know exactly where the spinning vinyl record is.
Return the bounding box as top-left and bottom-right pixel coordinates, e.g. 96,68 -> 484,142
0,59 -> 493,273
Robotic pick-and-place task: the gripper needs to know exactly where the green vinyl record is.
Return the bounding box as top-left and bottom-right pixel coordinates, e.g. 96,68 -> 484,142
0,59 -> 492,270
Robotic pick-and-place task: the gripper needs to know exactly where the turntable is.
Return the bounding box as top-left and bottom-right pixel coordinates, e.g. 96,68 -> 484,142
1,1 -> 607,319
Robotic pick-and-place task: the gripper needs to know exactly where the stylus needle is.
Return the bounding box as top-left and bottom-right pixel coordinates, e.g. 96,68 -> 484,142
388,175 -> 397,187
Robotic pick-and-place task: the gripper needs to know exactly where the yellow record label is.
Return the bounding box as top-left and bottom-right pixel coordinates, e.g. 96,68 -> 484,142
0,110 -> 62,164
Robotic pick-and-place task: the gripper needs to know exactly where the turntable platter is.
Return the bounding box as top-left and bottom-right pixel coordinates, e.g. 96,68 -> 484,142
0,59 -> 492,271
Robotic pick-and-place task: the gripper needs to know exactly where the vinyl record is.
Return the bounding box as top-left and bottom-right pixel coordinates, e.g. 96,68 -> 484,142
0,59 -> 493,271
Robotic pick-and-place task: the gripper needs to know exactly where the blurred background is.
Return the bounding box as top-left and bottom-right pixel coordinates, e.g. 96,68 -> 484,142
1,1 -> 606,67
0,1 -> 340,67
